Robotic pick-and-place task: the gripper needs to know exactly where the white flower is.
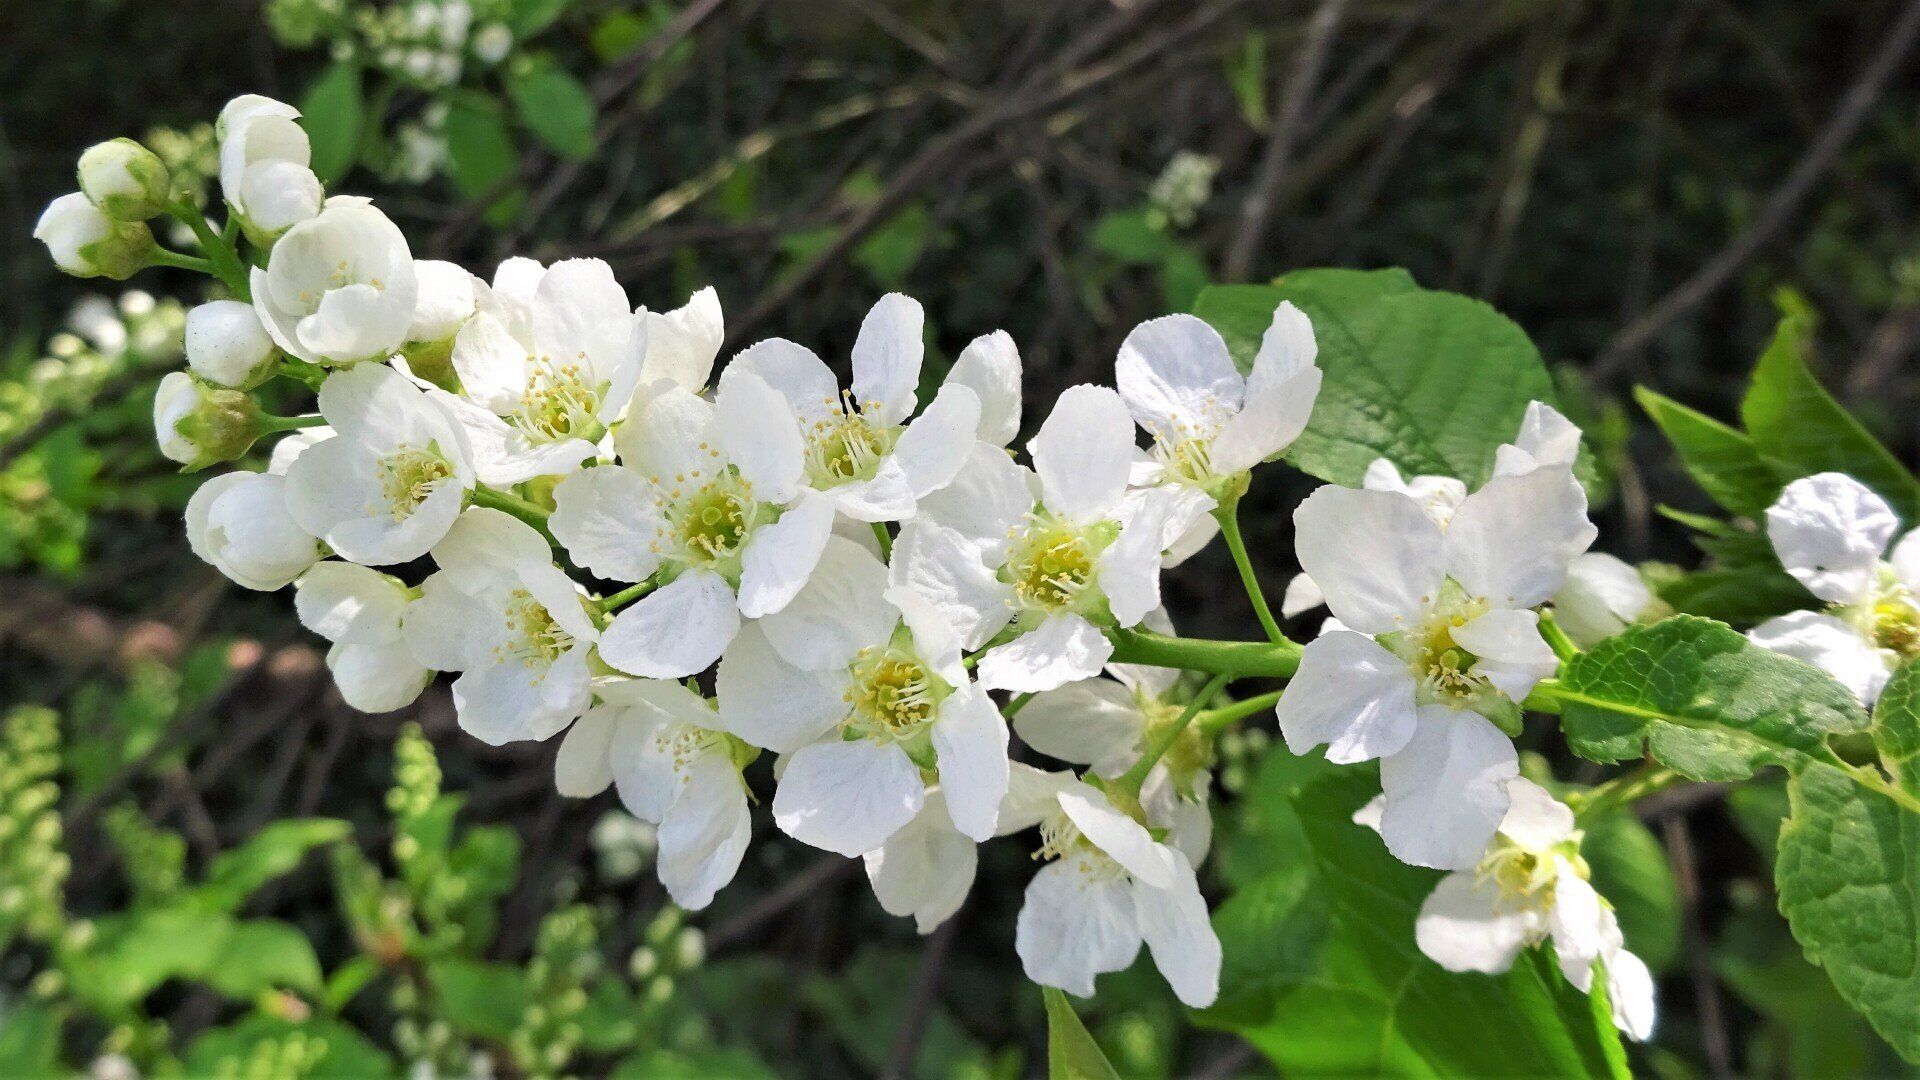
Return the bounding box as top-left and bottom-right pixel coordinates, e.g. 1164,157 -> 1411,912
295,562 -> 432,712
715,537 -> 1009,856
403,507 -> 599,743
718,294 -> 981,522
251,196 -> 418,366
904,384 -> 1172,694
1355,779 -> 1656,1041
1117,304 -> 1321,559
1274,457 -> 1595,870
1493,400 -> 1583,478
1008,772 -> 1220,1008
284,363 -> 477,565
550,373 -> 831,678
186,300 -> 277,388
630,286 -> 725,405
35,193 -> 154,280
1748,472 -> 1920,704
77,139 -> 170,222
218,95 -> 322,236
554,679 -> 752,910
185,471 -> 321,590
439,258 -> 646,484
406,259 -> 478,347
1553,553 -> 1654,648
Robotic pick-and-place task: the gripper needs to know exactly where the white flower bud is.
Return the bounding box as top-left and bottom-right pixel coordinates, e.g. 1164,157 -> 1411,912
473,23 -> 512,64
153,371 -> 270,469
407,260 -> 477,345
240,160 -> 324,239
77,139 -> 171,221
252,196 -> 417,366
187,300 -> 278,388
34,193 -> 156,280
186,471 -> 321,590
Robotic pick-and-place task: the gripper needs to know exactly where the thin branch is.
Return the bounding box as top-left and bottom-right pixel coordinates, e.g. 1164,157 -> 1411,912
879,915 -> 960,1080
1664,816 -> 1737,1079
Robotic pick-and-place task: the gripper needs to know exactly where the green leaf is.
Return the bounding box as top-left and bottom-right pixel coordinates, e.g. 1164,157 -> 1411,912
191,817 -> 351,913
1043,986 -> 1122,1080
64,908 -> 235,1007
1555,615 -> 1868,780
853,204 -> 934,288
204,919 -> 324,998
506,58 -> 599,161
1777,761 -> 1920,1063
1634,386 -> 1781,518
609,1049 -> 779,1080
507,0 -> 568,37
1199,755 -> 1629,1077
1193,269 -> 1557,489
426,959 -> 532,1040
1741,312 -> 1920,522
299,61 -> 363,185
1580,812 -> 1681,973
1091,210 -> 1176,263
185,1014 -> 396,1079
1874,660 -> 1920,798
0,1002 -> 64,1077
443,93 -> 524,226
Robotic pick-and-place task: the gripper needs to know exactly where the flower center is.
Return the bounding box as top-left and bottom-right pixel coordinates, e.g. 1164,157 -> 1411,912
1154,436 -> 1217,487
498,588 -> 572,668
1005,514 -> 1114,613
1141,695 -> 1214,794
1475,835 -> 1587,911
1034,815 -> 1127,882
650,464 -> 763,571
511,352 -> 605,444
844,645 -> 946,741
1384,584 -> 1493,708
803,395 -> 897,488
374,445 -> 452,520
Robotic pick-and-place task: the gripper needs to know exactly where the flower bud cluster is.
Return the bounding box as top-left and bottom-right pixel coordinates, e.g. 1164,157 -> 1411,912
0,707 -> 70,950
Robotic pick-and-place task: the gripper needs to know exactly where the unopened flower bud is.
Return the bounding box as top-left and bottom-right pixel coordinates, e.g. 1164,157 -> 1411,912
77,138 -> 172,221
35,193 -> 157,280
185,470 -> 320,590
153,371 -> 271,470
240,160 -> 324,242
473,23 -> 512,64
187,300 -> 278,388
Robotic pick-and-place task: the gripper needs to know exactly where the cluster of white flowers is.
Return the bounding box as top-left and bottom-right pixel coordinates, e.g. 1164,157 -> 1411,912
39,92 -> 1664,1028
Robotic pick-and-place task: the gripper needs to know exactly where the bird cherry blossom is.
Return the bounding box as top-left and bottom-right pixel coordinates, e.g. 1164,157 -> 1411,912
1748,471 -> 1920,704
294,562 -> 432,713
251,196 -> 417,366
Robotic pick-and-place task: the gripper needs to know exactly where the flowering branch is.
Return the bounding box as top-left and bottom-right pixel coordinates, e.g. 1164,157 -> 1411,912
1105,626 -> 1302,679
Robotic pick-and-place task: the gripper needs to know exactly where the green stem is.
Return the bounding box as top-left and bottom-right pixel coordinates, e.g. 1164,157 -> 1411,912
149,248 -> 216,274
1198,688 -> 1284,734
597,579 -> 657,614
1570,762 -> 1678,820
1119,672 -> 1231,793
258,413 -> 327,434
277,357 -> 327,392
168,201 -> 251,300
1004,692 -> 1033,718
1539,610 -> 1580,663
1214,500 -> 1290,647
1105,626 -> 1300,679
471,487 -> 554,537
871,521 -> 893,560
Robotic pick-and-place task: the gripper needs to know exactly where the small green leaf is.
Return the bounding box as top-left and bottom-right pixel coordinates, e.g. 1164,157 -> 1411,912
506,0 -> 568,37
1556,616 -> 1868,780
204,919 -> 323,998
1043,986 -> 1122,1080
191,817 -> 350,913
427,959 -> 532,1040
1874,660 -> 1920,798
1635,386 -> 1781,518
299,61 -> 364,186
0,1001 -> 64,1077
443,93 -> 524,226
1091,210 -> 1176,263
507,58 -> 599,161
64,908 -> 235,1007
1777,762 -> 1920,1063
1194,269 -> 1558,489
1741,312 -> 1920,522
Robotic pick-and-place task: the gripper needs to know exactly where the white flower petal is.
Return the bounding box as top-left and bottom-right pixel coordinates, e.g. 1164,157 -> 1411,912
1452,608 -> 1559,702
1131,850 -> 1221,1007
1498,778 -> 1577,850
1293,485 -> 1446,634
1607,950 -> 1658,1041
1891,529 -> 1920,593
1446,467 -> 1596,609
894,383 -> 981,498
888,520 -> 1016,652
1494,401 -> 1583,476
453,646 -> 590,745
1114,314 -> 1243,440
450,310 -> 531,412
1553,553 -> 1651,647
823,460 -> 920,523
760,534 -> 894,669
549,465 -> 665,583
715,369 -> 805,505
865,797 -> 979,933
1549,867 -> 1614,990
976,612 -> 1113,694
554,710 -> 617,798
401,572 -> 501,671
657,752 -> 752,910
1014,679 -> 1144,778
714,622 -> 850,752
1281,573 -> 1325,617
1015,855 -> 1142,998
1767,472 -> 1900,605
736,491 -> 835,619
616,386 -> 716,484
1748,610 -> 1893,705
997,763 -> 1077,837
1031,385 -> 1134,525
327,642 -> 432,713
598,569 -> 740,678
1378,706 -> 1519,870
1057,782 -> 1177,889
916,442 -> 1036,555
429,505 -> 554,579
1414,871 -> 1535,974
1098,493 -> 1170,628
932,686 -> 1010,841
296,562 -> 407,645
640,286 -> 723,393
946,331 -> 1021,446
850,293 -> 924,425
1274,631 -> 1419,764
723,338 -> 838,421
773,739 -> 925,857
